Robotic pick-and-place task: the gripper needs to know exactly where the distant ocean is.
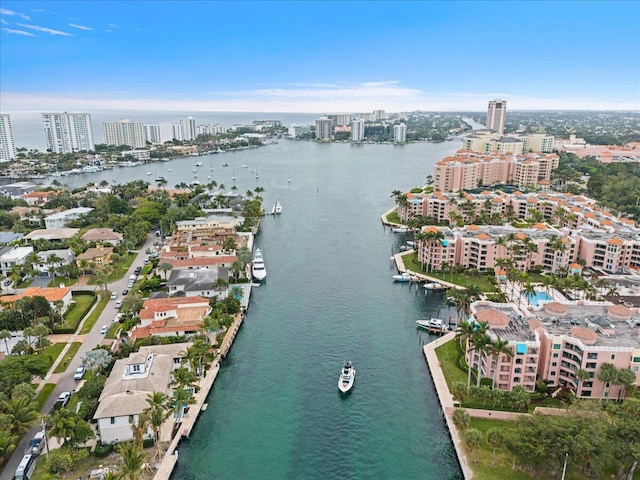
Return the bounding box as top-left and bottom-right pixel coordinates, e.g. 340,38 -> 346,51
6,111 -> 322,151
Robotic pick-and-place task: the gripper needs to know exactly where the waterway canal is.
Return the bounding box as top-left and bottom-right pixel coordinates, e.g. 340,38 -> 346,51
62,139 -> 464,479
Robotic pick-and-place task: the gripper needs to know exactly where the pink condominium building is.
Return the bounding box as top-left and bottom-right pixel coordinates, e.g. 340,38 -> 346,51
468,300 -> 640,399
432,150 -> 559,193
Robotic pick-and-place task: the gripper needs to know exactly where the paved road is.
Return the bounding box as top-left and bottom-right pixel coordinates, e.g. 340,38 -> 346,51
0,233 -> 157,480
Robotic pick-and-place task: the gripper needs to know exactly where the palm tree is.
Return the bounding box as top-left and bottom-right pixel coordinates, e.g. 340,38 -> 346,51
131,412 -> 149,448
48,409 -> 77,446
117,441 -> 145,480
0,429 -> 18,465
472,333 -> 493,387
450,289 -> 472,320
171,367 -> 199,392
489,335 -> 512,387
143,392 -> 171,453
213,277 -> 228,298
1,396 -> 39,435
597,363 -> 618,400
456,321 -> 476,388
0,329 -> 11,355
574,368 -> 591,396
46,253 -> 63,284
157,262 -> 173,280
171,388 -> 195,427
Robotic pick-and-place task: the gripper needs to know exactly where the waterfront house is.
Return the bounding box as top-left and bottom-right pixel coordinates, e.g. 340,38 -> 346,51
129,296 -> 211,342
24,228 -> 80,241
44,207 -> 94,229
20,190 -> 56,207
162,255 -> 238,271
0,181 -> 38,199
93,343 -> 192,444
167,268 -> 229,298
75,245 -> 113,269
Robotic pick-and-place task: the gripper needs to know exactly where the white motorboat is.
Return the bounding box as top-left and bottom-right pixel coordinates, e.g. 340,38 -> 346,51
338,361 -> 356,393
274,201 -> 282,214
391,227 -> 407,233
393,272 -> 415,282
195,161 -> 202,167
416,318 -> 448,333
252,248 -> 267,281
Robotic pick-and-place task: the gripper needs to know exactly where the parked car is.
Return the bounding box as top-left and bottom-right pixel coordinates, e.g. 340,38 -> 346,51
73,366 -> 85,380
26,431 -> 45,455
144,258 -> 150,265
3,278 -> 12,286
122,289 -> 129,296
100,325 -> 108,334
113,313 -> 123,323
115,300 -> 122,309
110,292 -> 117,300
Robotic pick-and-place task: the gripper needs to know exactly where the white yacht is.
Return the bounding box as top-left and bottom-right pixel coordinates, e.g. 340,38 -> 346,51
416,318 -> 448,333
252,248 -> 267,281
338,361 -> 356,393
274,201 -> 282,214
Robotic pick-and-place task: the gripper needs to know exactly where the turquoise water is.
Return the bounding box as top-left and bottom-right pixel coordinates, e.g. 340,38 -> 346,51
58,139 -> 465,479
525,291 -> 552,307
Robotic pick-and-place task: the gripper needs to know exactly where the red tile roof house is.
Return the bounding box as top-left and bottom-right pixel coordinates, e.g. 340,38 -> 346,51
0,286 -> 73,314
20,190 -> 57,207
129,296 -> 212,342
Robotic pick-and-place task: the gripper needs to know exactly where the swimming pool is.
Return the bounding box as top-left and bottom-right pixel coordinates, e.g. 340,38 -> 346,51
525,291 -> 552,307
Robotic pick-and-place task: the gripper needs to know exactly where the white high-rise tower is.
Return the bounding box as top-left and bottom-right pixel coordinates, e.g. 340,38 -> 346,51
102,119 -> 146,148
393,123 -> 407,143
180,116 -> 196,141
351,119 -> 365,142
42,112 -> 95,153
0,114 -> 17,162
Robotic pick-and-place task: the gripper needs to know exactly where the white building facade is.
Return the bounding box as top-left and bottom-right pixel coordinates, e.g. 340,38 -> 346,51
42,113 -> 95,153
103,119 -> 146,148
351,119 -> 365,142
0,114 -> 17,162
393,123 -> 407,143
486,99 -> 507,135
180,117 -> 196,141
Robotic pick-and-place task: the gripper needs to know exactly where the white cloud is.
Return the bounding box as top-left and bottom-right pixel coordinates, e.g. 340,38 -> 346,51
0,18 -> 7,25
1,28 -> 36,37
0,8 -> 31,20
68,23 -> 93,31
105,29 -> 112,33
1,84 -> 637,113
15,23 -> 72,36
107,23 -> 116,27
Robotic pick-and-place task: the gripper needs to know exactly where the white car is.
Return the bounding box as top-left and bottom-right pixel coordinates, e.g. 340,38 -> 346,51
110,292 -> 117,300
115,300 -> 122,309
100,325 -> 108,334
57,391 -> 71,406
73,366 -> 85,380
113,313 -> 123,323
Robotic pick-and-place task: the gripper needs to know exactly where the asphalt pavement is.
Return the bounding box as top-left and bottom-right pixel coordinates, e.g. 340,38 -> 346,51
0,233 -> 158,480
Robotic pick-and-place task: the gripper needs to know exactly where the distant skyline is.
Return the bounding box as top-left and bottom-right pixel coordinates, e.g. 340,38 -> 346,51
1,1 -> 639,112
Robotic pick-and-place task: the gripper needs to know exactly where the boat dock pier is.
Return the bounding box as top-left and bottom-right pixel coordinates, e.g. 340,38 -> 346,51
153,283 -> 252,480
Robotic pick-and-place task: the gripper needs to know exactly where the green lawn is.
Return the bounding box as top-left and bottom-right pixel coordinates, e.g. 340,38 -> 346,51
86,254 -> 137,285
53,342 -> 82,373
385,210 -> 401,224
401,252 -> 498,292
47,276 -> 76,287
35,383 -> 56,410
57,292 -> 96,332
79,295 -> 109,334
435,338 -> 468,390
41,342 -> 65,368
465,418 -> 632,480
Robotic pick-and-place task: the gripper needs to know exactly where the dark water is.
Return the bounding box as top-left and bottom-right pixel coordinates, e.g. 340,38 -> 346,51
61,139 -> 464,479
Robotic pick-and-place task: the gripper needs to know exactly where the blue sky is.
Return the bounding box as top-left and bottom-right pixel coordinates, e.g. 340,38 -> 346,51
1,1 -> 639,112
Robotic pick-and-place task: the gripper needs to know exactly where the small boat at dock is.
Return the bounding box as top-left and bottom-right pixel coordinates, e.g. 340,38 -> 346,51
338,361 -> 356,393
424,282 -> 449,291
391,227 -> 407,233
252,248 -> 267,281
274,201 -> 282,214
393,272 -> 417,282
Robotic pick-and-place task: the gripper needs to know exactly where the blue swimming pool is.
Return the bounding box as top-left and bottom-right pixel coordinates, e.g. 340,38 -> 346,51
525,291 -> 552,307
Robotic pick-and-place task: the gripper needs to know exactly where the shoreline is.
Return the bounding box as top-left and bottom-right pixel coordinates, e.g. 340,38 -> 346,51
153,282 -> 252,480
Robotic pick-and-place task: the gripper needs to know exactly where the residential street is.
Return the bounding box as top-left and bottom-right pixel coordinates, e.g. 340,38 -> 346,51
0,233 -> 157,480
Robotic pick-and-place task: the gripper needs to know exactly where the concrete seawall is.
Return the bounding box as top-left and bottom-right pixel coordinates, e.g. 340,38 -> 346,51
153,284 -> 251,480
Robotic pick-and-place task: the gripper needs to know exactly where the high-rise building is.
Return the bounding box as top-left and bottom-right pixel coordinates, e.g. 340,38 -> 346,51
144,124 -> 161,144
288,124 -> 310,138
315,117 -> 333,140
103,119 -> 146,148
172,124 -> 183,141
393,123 -> 407,143
486,99 -> 507,135
351,119 -> 365,142
0,114 -> 17,162
373,109 -> 387,121
42,112 -> 95,153
180,116 -> 196,141
158,122 -> 174,144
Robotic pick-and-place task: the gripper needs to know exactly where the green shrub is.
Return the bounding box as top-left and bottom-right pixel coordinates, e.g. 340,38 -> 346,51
94,443 -> 113,458
143,437 -> 155,449
480,377 -> 493,387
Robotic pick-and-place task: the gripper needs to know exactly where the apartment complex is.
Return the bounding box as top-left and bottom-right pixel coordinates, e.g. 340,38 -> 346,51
288,124 -> 311,138
432,150 -> 559,192
467,300 -> 640,399
0,114 -> 17,162
315,117 -> 333,140
180,116 -> 196,141
103,119 -> 146,148
393,123 -> 407,143
462,130 -> 555,155
351,119 -> 365,142
486,99 -> 507,135
42,112 -> 94,153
